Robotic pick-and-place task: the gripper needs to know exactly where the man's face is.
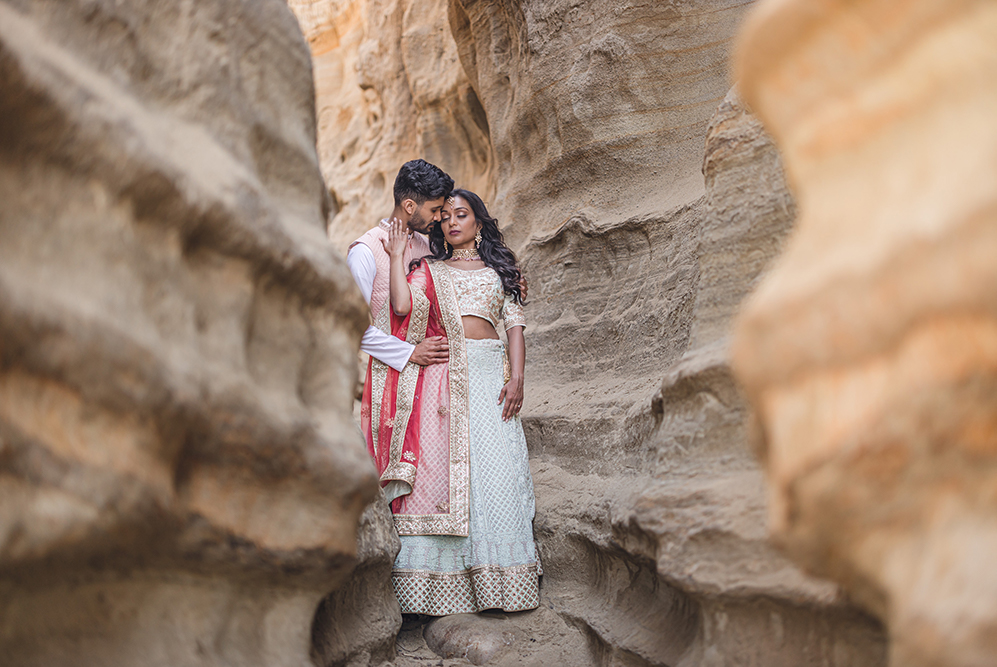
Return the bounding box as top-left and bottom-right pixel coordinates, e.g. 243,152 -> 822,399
406,197 -> 446,234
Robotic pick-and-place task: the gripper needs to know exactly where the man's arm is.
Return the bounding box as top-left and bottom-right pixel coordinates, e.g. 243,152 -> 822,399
347,243 -> 415,372
347,242 -> 449,369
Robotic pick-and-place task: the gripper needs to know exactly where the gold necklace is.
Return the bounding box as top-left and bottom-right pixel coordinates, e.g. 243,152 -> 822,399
451,248 -> 480,261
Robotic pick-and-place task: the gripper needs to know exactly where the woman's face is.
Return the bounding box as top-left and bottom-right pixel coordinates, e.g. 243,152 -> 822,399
441,196 -> 480,249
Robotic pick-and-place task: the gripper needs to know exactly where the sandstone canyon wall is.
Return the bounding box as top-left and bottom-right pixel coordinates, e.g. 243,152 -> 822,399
5,0 -> 968,663
0,1 -> 396,665
292,0 -> 890,664
512,84 -> 884,667
733,1 -> 997,666
290,0 -> 495,249
448,0 -> 741,248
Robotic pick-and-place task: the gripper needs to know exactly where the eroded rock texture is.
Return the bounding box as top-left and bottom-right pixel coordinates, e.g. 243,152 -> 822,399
386,86 -> 886,667
449,0 -> 747,249
291,0 -> 892,662
733,1 -> 997,665
519,86 -> 884,667
289,0 -> 493,249
448,0 -> 886,661
0,1 -> 396,665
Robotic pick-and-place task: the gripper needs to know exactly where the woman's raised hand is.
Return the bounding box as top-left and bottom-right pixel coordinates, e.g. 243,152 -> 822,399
380,217 -> 408,258
382,217 -> 414,316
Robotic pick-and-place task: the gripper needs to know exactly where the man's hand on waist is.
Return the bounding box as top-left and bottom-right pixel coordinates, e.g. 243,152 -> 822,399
410,336 -> 449,366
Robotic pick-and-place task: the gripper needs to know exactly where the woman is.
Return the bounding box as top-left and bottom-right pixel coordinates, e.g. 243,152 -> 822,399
371,188 -> 540,615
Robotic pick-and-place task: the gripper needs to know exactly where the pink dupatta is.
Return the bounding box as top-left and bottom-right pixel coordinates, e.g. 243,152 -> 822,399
360,261 -> 470,536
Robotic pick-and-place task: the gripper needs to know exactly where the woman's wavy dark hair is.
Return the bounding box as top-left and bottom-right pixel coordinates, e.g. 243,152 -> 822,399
409,188 -> 525,305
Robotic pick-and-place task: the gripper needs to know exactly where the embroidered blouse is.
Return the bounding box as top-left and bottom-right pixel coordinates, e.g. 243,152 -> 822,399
448,266 -> 526,331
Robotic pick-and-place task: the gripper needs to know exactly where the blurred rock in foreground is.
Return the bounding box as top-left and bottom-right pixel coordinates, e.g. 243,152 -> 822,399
734,1 -> 997,665
0,1 -> 397,665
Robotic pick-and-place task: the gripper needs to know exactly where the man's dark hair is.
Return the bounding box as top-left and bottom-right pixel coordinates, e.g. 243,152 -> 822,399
393,159 -> 454,206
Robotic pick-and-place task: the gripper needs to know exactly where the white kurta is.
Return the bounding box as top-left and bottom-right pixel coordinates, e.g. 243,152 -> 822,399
347,242 -> 414,372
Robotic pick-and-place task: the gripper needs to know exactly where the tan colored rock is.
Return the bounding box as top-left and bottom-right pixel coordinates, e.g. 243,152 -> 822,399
288,0 -> 493,250
0,1 -> 395,665
292,0 -> 889,662
423,613 -> 521,665
449,0 -> 749,250
311,499 -> 401,667
449,4 -> 885,658
512,83 -> 884,666
394,607 -> 593,666
695,86 -> 798,352
733,1 -> 997,665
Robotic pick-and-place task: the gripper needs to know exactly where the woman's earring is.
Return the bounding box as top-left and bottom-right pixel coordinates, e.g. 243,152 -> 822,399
444,239 -> 450,253
474,230 -> 482,247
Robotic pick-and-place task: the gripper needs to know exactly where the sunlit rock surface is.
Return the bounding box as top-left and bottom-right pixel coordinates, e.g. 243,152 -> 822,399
0,1 -> 394,665
733,1 -> 997,665
289,0 -> 493,249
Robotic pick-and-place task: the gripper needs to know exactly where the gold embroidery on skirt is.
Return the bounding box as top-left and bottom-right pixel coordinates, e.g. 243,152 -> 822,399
391,563 -> 541,615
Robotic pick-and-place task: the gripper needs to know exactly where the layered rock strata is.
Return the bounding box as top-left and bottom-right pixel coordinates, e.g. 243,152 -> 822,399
448,0 -> 750,249
0,1 -> 395,665
733,1 -> 997,665
518,87 -> 885,667
446,0 -> 886,658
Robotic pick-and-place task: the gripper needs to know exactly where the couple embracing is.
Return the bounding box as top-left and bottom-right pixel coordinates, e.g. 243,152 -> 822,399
347,159 -> 541,616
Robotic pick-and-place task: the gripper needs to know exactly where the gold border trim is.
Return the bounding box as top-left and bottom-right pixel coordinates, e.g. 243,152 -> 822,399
380,276 -> 430,488
394,262 -> 470,536
368,289 -> 392,459
393,562 -> 540,579
392,562 -> 541,615
381,461 -> 417,487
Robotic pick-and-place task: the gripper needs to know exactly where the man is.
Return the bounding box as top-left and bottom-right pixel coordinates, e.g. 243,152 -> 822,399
347,159 -> 453,373
350,159 -> 452,479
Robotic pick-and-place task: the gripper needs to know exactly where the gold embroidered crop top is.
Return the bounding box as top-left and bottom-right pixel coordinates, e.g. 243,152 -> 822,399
448,266 -> 526,331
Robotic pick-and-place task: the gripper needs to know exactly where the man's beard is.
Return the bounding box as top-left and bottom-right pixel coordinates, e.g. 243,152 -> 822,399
408,208 -> 431,234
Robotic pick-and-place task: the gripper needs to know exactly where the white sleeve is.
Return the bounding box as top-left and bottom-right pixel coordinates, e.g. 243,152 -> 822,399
347,243 -> 377,302
347,243 -> 415,372
360,327 -> 415,372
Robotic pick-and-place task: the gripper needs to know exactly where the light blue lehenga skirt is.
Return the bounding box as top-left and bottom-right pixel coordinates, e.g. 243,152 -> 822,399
391,338 -> 541,615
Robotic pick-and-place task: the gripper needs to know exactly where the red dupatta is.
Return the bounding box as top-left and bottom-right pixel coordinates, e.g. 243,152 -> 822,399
360,261 -> 470,536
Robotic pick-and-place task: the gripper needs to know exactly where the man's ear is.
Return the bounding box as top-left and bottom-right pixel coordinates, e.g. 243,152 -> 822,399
402,199 -> 417,217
